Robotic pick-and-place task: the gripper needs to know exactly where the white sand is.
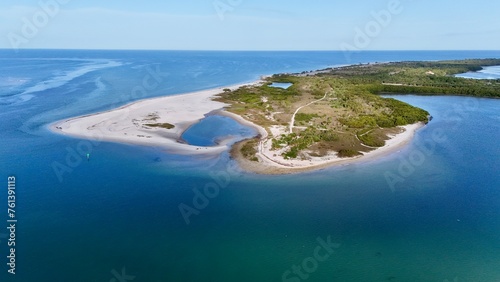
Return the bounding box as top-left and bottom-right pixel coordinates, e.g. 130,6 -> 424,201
242,122 -> 425,172
50,81 -> 263,155
51,81 -> 425,172
361,122 -> 423,161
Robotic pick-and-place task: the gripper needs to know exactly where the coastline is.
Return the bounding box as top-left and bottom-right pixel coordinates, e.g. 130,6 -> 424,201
232,122 -> 425,175
50,78 -> 425,174
49,80 -> 265,156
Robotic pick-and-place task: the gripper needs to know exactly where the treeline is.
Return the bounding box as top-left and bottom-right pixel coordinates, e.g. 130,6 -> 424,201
326,59 -> 500,78
374,84 -> 500,98
321,59 -> 500,98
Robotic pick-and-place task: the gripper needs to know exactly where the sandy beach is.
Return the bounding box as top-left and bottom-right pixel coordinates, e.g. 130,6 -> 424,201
51,82 -> 425,174
233,122 -> 424,174
50,81 -> 263,155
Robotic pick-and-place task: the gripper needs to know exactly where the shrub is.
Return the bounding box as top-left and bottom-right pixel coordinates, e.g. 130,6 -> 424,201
295,113 -> 319,123
358,133 -> 385,147
342,115 -> 377,128
241,140 -> 258,159
375,115 -> 395,128
283,147 -> 299,159
337,149 -> 362,158
144,123 -> 175,129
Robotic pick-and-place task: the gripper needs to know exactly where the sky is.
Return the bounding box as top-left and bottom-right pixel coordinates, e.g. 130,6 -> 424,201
1,0 -> 499,50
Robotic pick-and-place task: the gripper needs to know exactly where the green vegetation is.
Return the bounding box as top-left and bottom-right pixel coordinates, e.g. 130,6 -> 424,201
144,123 -> 175,129
337,149 -> 362,158
295,113 -> 320,124
240,139 -> 259,161
357,130 -> 385,147
322,59 -> 500,98
216,59 -> 500,161
271,128 -> 340,159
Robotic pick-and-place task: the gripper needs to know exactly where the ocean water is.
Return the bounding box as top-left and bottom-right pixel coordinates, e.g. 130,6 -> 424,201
0,50 -> 499,282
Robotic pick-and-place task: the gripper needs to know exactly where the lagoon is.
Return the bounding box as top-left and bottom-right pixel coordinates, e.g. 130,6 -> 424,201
269,82 -> 293,89
181,114 -> 257,147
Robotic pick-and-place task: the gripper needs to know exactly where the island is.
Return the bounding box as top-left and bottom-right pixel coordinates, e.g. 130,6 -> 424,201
51,59 -> 500,174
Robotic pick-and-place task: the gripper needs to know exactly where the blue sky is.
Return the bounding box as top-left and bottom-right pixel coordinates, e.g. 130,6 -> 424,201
1,0 -> 499,50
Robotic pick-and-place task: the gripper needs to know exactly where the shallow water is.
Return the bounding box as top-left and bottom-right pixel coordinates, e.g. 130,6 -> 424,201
181,115 -> 257,146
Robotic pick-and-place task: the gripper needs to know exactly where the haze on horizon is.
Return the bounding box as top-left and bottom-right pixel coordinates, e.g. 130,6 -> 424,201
1,0 -> 499,51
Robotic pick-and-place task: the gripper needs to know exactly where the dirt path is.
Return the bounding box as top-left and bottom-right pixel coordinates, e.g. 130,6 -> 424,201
289,92 -> 330,133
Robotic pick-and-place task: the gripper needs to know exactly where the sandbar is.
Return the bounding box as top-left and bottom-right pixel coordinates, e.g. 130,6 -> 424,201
50,81 -> 262,155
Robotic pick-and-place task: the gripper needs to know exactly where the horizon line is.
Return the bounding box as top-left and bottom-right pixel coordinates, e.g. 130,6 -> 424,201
1,48 -> 499,52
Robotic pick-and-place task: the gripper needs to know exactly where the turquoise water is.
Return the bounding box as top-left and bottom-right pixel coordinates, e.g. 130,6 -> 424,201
0,50 -> 499,282
181,115 -> 257,146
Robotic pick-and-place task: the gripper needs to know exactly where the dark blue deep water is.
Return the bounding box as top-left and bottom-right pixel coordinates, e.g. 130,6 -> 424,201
0,50 -> 499,282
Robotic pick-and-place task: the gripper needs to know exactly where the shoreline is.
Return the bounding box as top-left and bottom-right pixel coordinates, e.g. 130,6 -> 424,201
50,77 -> 425,174
232,122 -> 425,175
49,80 -> 265,156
